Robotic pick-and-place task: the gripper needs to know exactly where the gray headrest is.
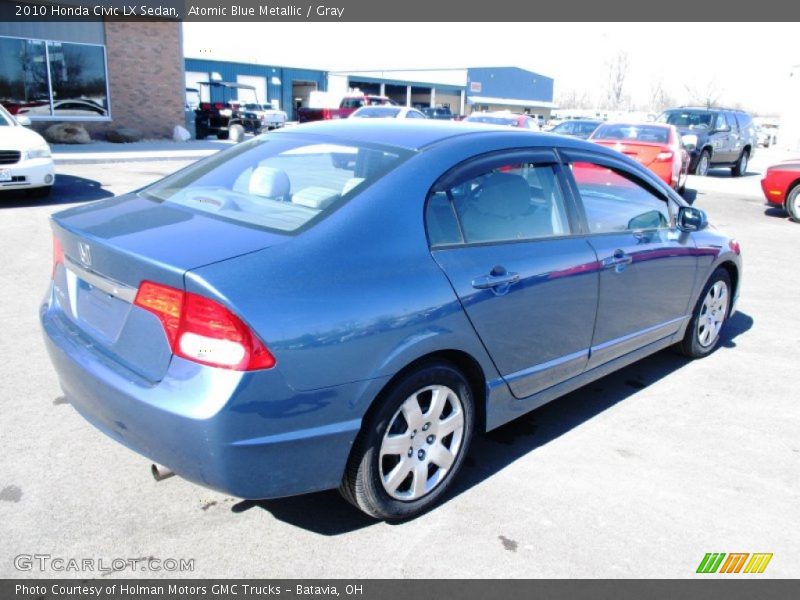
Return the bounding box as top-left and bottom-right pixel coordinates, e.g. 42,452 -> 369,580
249,166 -> 290,199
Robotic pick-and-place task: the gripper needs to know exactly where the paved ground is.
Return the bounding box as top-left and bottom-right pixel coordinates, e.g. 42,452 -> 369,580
0,148 -> 798,578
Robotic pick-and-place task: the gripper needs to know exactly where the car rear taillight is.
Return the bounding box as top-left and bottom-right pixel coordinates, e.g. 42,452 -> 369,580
134,281 -> 275,371
200,103 -> 211,110
214,103 -> 224,110
52,235 -> 64,279
730,239 -> 741,255
656,151 -> 674,161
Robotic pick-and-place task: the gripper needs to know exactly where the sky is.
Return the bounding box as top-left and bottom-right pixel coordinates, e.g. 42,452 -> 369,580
183,22 -> 799,115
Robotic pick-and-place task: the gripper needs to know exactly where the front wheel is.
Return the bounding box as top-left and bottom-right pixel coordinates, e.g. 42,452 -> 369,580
340,362 -> 475,520
677,268 -> 732,358
786,185 -> 800,223
694,150 -> 711,176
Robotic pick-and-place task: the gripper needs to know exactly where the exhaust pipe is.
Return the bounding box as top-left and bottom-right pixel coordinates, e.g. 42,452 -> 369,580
151,463 -> 175,482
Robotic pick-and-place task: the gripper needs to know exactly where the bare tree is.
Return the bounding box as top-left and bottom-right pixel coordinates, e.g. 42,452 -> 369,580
556,87 -> 593,109
684,79 -> 723,108
648,78 -> 675,113
605,51 -> 629,110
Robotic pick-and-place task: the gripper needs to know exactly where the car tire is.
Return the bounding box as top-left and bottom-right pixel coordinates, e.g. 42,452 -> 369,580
28,186 -> 52,199
229,124 -> 245,143
340,362 -> 475,520
195,127 -> 208,140
676,268 -> 732,358
731,150 -> 749,177
785,185 -> 800,223
693,150 -> 711,176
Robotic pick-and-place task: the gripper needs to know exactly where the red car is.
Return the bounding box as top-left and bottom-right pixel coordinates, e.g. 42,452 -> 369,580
589,122 -> 689,192
761,162 -> 800,222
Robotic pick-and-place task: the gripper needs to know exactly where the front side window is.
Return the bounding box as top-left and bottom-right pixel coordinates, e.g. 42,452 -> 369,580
570,162 -> 671,233
143,137 -> 409,233
426,162 -> 570,246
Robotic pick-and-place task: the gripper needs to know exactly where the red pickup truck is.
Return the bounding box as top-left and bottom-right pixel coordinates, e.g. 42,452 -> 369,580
297,94 -> 396,123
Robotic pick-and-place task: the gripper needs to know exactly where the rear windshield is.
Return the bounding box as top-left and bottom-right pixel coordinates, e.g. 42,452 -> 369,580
593,124 -> 669,144
657,111 -> 713,130
353,107 -> 401,118
142,136 -> 409,233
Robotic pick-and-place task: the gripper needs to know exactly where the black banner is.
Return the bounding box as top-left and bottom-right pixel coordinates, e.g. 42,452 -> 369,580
1,0 -> 799,21
3,580 -> 800,600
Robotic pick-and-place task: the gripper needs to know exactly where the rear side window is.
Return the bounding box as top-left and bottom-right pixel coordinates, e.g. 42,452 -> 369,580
570,162 -> 671,233
143,137 -> 409,233
426,163 -> 570,246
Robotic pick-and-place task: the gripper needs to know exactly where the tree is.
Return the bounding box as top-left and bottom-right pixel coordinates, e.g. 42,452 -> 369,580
684,79 -> 723,108
556,87 -> 593,109
648,78 -> 675,113
605,51 -> 629,110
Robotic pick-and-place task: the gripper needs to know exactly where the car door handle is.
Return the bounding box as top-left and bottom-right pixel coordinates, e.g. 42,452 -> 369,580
471,269 -> 520,290
601,250 -> 633,269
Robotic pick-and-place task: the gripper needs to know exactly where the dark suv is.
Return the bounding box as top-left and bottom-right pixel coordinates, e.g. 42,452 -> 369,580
657,107 -> 757,177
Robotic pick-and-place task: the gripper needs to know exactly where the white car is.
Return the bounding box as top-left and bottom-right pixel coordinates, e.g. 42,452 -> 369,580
349,105 -> 427,119
0,104 -> 55,198
242,103 -> 288,130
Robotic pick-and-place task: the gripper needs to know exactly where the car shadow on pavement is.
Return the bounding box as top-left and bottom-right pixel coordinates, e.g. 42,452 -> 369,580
233,311 -> 753,535
0,174 -> 113,208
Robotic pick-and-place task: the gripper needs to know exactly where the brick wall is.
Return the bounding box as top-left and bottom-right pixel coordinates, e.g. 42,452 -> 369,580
98,21 -> 185,139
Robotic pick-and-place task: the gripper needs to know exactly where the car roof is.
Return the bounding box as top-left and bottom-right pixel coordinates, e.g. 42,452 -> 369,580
271,119 -> 602,152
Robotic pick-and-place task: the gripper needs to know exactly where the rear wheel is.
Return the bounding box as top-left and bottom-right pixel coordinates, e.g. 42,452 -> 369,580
340,362 -> 474,520
195,127 -> 208,140
786,185 -> 800,223
677,268 -> 732,358
731,149 -> 749,177
694,150 -> 711,176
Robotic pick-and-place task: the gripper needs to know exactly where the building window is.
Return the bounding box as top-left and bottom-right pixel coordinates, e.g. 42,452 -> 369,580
0,35 -> 110,120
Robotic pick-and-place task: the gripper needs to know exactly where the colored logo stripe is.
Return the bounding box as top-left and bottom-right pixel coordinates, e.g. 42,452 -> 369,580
697,553 -> 726,573
744,553 -> 773,574
719,553 -> 749,573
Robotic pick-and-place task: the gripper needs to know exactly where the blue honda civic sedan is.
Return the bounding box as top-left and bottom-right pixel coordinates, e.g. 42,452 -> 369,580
41,120 -> 741,519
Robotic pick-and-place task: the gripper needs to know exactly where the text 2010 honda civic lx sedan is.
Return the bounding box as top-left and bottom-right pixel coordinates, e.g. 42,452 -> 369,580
41,120 -> 742,519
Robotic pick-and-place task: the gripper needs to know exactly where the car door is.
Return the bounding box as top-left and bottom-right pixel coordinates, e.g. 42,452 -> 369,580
726,111 -> 743,160
426,150 -> 600,399
711,112 -> 734,163
562,150 -> 699,368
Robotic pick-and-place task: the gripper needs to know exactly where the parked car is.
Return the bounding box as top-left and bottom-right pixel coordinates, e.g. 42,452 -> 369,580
548,119 -> 602,140
761,162 -> 800,222
464,111 -> 537,128
656,107 -> 757,177
756,124 -> 778,148
297,94 -> 396,123
0,103 -> 55,198
422,107 -> 455,120
242,103 -> 288,130
589,122 -> 689,192
194,81 -> 263,142
350,105 -> 427,119
41,120 -> 741,520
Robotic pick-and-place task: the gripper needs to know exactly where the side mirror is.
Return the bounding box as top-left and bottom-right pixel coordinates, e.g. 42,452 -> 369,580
677,206 -> 708,232
16,115 -> 31,127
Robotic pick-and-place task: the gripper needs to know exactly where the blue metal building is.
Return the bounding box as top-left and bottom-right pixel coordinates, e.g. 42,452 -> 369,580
184,58 -> 327,120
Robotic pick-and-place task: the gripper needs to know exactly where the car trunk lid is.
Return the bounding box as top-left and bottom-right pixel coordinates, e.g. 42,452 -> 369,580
50,194 -> 286,382
594,140 -> 670,168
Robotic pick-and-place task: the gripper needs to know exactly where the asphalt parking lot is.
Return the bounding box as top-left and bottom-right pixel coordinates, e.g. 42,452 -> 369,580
1,149 -> 798,578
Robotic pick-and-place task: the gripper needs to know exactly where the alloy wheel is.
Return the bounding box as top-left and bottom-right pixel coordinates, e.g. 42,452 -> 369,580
697,280 -> 728,347
379,385 -> 465,501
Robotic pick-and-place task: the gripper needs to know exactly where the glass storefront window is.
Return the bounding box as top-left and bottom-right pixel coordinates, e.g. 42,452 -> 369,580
0,37 -> 49,117
48,42 -> 108,117
0,35 -> 110,119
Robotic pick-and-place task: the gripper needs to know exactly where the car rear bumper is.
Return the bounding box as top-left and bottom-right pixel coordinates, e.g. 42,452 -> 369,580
0,158 -> 55,190
41,295 -> 374,499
